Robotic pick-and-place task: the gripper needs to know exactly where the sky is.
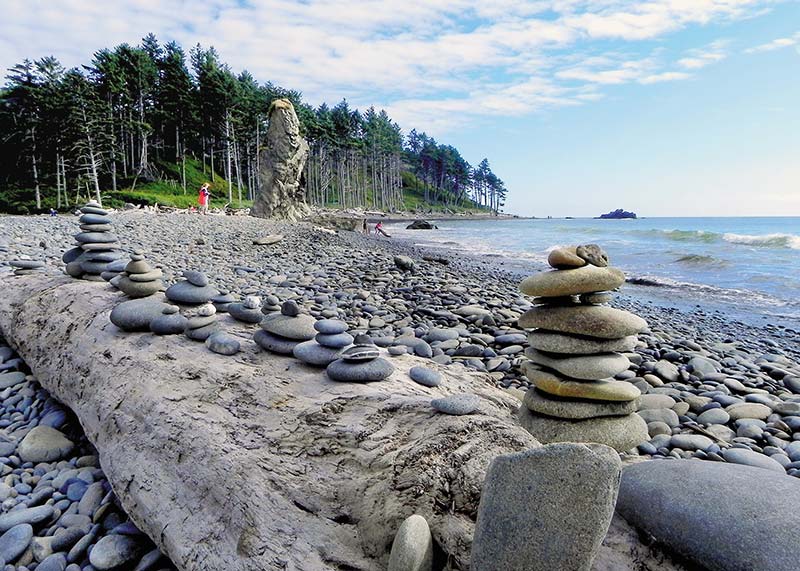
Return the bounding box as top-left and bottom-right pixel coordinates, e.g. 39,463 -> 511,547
1,0 -> 798,217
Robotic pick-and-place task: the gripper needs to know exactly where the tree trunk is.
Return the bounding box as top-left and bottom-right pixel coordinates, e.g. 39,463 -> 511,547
30,128 -> 41,210
0,275 -> 536,570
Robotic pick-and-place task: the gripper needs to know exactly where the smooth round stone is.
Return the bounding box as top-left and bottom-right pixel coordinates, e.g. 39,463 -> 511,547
326,357 -> 394,382
0,506 -> 54,533
388,345 -> 407,356
74,232 -> 118,244
520,265 -> 623,297
183,270 -> 209,287
353,333 -> 375,345
243,296 -> 261,310
281,300 -> 300,317
165,281 -> 219,305
128,269 -> 163,282
576,244 -> 609,267
431,393 -> 481,415
339,344 -> 380,362
669,434 -> 713,451
197,303 -> 216,317
388,514 -> 433,571
547,246 -> 586,269
524,388 -> 637,419
162,305 -> 179,314
293,341 -> 342,367
0,523 -> 33,563
254,330 -> 299,354
528,329 -> 637,355
80,205 -> 108,215
227,303 -> 263,324
9,260 -> 44,269
409,366 -> 442,388
722,448 -> 785,473
697,408 -> 731,425
314,319 -> 348,335
206,332 -> 240,356
18,426 -> 74,463
106,259 -> 128,272
726,402 -> 772,421
62,247 -> 84,264
81,241 -> 120,251
519,305 -> 648,339
185,322 -> 218,341
260,313 -> 317,340
638,408 -> 679,428
80,223 -> 113,232
637,394 -> 677,410
523,365 -> 640,402
77,214 -> 111,225
89,534 -> 142,570
315,332 -> 354,349
519,407 -> 647,452
110,299 -> 171,331
149,313 -> 188,335
525,348 -> 630,380
65,261 -> 83,277
579,292 -> 614,305
186,315 -> 216,329
116,277 -> 163,299
124,259 -> 151,274
79,259 -> 110,274
425,328 -> 460,342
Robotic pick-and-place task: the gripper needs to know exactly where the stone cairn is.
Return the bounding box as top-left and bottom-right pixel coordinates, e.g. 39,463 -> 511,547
165,270 -> 218,305
326,334 -> 394,382
9,258 -> 45,276
516,244 -> 649,452
227,295 -> 263,323
185,303 -> 219,341
211,290 -> 237,313
116,251 -> 164,298
293,319 -> 353,367
255,300 -> 317,354
62,200 -> 125,281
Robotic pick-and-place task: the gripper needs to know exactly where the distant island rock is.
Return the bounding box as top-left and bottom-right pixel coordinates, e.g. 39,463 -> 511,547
596,209 -> 637,220
406,220 -> 438,230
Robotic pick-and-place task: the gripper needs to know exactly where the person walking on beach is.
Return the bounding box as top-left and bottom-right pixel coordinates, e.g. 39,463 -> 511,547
374,221 -> 385,237
198,183 -> 211,215
362,218 -> 369,235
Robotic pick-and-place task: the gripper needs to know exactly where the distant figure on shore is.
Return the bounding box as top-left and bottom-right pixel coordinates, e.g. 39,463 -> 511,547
49,208 -> 57,217
198,183 -> 211,215
374,221 -> 383,236
362,219 -> 369,235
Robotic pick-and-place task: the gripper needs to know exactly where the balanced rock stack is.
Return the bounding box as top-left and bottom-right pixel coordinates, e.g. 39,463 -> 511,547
165,270 -> 218,305
517,244 -> 649,452
9,258 -> 45,276
62,200 -> 125,281
255,300 -> 316,354
228,295 -> 263,323
211,290 -> 237,313
185,303 -> 219,341
293,319 -> 353,367
101,258 -> 128,284
116,251 -> 164,298
326,334 -> 394,382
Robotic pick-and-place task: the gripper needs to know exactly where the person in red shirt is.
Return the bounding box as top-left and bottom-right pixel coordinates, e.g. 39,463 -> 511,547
198,183 -> 211,214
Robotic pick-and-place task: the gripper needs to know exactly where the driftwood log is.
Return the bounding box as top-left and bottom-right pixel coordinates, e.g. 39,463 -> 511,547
0,275 -> 537,570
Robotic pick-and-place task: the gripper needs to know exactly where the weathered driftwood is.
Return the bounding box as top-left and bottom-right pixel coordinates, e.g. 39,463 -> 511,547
0,275 -> 537,571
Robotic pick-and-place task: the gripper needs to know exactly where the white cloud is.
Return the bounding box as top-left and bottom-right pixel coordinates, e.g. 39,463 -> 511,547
0,0 -> 784,136
744,31 -> 800,53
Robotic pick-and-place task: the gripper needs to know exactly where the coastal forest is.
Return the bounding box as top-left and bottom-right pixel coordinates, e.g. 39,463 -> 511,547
0,34 -> 508,214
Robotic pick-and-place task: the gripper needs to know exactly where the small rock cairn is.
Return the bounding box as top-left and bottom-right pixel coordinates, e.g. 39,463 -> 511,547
326,334 -> 394,382
293,319 -> 353,367
9,257 -> 45,276
116,251 -> 164,298
62,200 -> 124,281
165,270 -> 219,305
516,244 -> 649,452
255,300 -> 317,354
185,303 -> 219,341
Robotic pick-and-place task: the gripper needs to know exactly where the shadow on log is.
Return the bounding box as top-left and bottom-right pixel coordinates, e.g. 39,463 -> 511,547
0,275 -> 538,570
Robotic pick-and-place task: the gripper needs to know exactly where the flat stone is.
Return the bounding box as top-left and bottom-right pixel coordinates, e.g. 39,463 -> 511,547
524,388 -> 637,419
9,260 -> 44,269
525,348 -> 630,380
227,303 -> 263,324
314,319 -> 349,334
576,244 -> 609,267
547,246 -> 586,269
0,523 -> 33,563
260,313 -> 317,340
110,298 -> 172,331
0,505 -> 54,533
89,534 -> 143,570
471,443 -> 620,571
409,366 -> 442,388
518,305 -> 647,339
253,234 -> 284,245
527,330 -> 637,354
431,393 -> 480,415
637,408 -> 679,428
292,341 -> 342,367
617,460 -> 800,571
697,408 -> 730,425
183,270 -> 209,287
127,269 -> 163,282
186,314 -> 216,329
669,434 -> 713,451
654,360 -> 680,382
637,394 -> 676,410
116,277 -> 163,298
149,313 -> 188,335
76,214 -> 111,225
326,357 -> 394,382
519,265 -> 623,297
125,260 -> 152,274
519,407 -> 648,452
18,426 -> 74,463
185,322 -> 219,341
61,247 -> 84,263
315,332 -> 354,349
387,514 -> 433,571
253,330 -> 299,354
80,223 -> 113,232
205,332 -> 241,356
722,448 -> 785,473
579,292 -> 614,304
74,232 -> 118,244
37,552 -> 67,571
81,242 -> 120,251
165,281 -> 219,305
425,328 -> 460,342
523,365 -> 640,402
338,344 -> 380,362
727,402 -> 771,420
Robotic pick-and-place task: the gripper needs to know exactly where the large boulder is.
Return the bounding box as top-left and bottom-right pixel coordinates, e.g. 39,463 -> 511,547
251,99 -> 310,221
617,459 -> 800,571
406,220 -> 437,230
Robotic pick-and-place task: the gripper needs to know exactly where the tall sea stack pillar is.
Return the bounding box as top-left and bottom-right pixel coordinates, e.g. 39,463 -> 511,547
251,98 -> 310,221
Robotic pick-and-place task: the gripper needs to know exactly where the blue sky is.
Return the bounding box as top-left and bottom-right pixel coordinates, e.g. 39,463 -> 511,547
1,0 -> 798,216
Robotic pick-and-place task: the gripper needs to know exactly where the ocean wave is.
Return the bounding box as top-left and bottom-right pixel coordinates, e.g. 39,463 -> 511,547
673,254 -> 729,267
626,274 -> 791,308
722,233 -> 800,249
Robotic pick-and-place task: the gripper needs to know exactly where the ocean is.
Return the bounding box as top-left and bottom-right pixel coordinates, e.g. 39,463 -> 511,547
384,217 -> 800,328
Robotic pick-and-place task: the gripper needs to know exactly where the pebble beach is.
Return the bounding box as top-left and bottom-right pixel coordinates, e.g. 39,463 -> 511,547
2,209 -> 800,569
